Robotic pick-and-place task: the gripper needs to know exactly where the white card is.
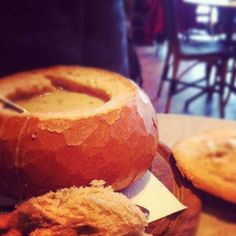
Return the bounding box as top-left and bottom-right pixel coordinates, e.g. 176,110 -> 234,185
122,171 -> 187,222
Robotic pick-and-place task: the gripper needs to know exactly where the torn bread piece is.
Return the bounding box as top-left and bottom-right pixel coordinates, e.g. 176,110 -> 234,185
0,182 -> 150,236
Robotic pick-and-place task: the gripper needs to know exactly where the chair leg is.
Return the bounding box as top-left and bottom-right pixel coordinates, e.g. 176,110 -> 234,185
205,63 -> 214,101
157,50 -> 171,98
164,58 -> 179,113
218,60 -> 228,118
224,59 -> 236,106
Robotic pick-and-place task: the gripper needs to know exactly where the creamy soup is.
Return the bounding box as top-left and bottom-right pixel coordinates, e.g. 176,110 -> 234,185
16,89 -> 105,112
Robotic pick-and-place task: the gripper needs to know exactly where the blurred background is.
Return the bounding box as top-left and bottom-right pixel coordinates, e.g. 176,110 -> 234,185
126,0 -> 236,120
1,0 -> 236,119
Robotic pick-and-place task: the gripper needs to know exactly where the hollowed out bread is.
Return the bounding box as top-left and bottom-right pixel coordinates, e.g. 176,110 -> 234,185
0,66 -> 158,198
172,129 -> 236,204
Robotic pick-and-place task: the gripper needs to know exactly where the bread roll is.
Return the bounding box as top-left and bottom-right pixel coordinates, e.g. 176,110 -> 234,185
0,184 -> 150,236
172,129 -> 236,203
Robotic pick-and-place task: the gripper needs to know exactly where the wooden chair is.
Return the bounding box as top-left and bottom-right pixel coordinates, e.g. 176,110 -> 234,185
157,0 -> 233,117
219,57 -> 236,113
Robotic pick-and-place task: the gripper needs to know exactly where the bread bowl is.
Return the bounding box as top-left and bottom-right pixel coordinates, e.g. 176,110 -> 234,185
0,66 -> 158,198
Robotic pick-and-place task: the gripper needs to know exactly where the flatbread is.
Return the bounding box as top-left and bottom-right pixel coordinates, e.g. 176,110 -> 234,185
172,129 -> 236,204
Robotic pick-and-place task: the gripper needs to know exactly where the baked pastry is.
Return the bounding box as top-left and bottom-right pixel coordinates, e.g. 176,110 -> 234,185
172,129 -> 236,204
0,66 -> 158,198
0,183 -> 149,236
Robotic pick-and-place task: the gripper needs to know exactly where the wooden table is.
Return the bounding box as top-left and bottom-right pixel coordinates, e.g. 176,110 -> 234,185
157,113 -> 236,236
157,114 -> 236,147
184,0 -> 236,8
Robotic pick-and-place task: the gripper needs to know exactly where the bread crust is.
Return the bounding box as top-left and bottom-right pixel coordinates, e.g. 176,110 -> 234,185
172,129 -> 236,204
0,66 -> 158,198
0,185 -> 149,236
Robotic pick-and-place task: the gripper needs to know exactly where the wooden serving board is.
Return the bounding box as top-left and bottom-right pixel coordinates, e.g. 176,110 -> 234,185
151,143 -> 236,236
147,144 -> 201,236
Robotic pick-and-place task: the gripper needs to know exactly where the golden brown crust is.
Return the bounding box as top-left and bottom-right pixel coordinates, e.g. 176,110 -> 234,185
0,186 -> 149,236
29,227 -> 77,236
172,129 -> 236,204
0,66 -> 158,198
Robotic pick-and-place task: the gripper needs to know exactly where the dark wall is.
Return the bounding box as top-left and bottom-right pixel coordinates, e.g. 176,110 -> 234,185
0,0 -> 129,77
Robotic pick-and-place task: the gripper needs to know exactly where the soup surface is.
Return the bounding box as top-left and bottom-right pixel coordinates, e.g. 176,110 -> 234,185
16,89 -> 105,112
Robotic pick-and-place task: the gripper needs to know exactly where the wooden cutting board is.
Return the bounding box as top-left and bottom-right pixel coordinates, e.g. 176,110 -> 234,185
147,144 -> 201,236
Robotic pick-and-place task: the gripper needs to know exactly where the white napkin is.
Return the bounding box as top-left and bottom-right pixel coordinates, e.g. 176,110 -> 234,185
122,171 -> 187,223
